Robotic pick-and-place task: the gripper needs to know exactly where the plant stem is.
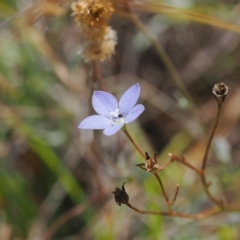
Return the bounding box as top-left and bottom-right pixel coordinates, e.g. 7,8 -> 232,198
122,126 -> 145,159
169,153 -> 203,175
170,184 -> 180,206
202,103 -> 222,170
154,173 -> 172,211
201,102 -> 223,205
93,61 -> 106,91
126,202 -> 220,220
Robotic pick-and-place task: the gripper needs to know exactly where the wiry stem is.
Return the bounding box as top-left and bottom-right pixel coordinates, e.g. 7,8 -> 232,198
122,126 -> 145,159
154,173 -> 172,211
170,184 -> 180,206
126,202 -> 220,220
169,153 -> 203,175
202,103 -> 222,171
201,102 -> 223,205
123,128 -> 177,210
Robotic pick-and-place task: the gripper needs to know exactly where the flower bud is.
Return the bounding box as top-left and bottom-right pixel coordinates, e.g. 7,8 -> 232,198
112,182 -> 129,206
212,83 -> 230,104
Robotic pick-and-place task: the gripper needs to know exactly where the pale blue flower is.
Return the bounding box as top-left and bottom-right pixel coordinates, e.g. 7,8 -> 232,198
78,83 -> 145,136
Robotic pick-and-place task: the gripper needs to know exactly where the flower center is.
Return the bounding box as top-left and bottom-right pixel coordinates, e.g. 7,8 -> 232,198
110,109 -> 125,125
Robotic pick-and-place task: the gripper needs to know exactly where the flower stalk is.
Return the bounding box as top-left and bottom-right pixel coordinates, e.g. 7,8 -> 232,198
122,126 -> 145,158
200,83 -> 230,205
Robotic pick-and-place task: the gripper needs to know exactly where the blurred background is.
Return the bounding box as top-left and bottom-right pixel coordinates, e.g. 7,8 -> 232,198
0,0 -> 240,239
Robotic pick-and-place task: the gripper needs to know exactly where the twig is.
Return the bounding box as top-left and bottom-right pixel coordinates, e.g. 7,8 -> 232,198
170,184 -> 180,206
126,203 -> 220,220
154,173 -> 171,211
169,153 -> 203,175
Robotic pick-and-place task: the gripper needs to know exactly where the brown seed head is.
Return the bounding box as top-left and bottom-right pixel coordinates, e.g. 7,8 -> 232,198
136,152 -> 164,174
83,27 -> 117,61
112,182 -> 129,206
145,152 -> 164,173
71,0 -> 114,28
212,82 -> 230,104
71,0 -> 116,62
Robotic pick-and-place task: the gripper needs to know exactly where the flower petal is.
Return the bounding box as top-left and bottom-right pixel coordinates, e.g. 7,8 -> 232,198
103,123 -> 124,136
119,83 -> 140,115
78,115 -> 112,129
92,91 -> 118,117
125,104 -> 145,123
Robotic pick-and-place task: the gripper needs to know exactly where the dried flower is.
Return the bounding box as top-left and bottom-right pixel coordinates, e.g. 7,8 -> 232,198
71,0 -> 114,27
212,82 -> 230,104
112,182 -> 129,206
136,152 -> 164,174
78,83 -> 145,135
71,0 -> 116,62
83,27 -> 117,61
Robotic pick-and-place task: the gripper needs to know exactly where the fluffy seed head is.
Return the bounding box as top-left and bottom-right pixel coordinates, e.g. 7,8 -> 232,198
71,0 -> 114,27
83,27 -> 117,61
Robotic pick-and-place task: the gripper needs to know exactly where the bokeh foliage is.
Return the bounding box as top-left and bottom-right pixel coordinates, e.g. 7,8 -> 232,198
0,0 -> 240,239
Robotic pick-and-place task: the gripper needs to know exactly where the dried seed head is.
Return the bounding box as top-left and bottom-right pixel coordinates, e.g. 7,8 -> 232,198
212,83 -> 230,104
145,152 -> 164,174
145,158 -> 164,174
71,0 -> 117,62
71,0 -> 114,28
112,182 -> 129,206
83,27 -> 117,61
136,152 -> 164,174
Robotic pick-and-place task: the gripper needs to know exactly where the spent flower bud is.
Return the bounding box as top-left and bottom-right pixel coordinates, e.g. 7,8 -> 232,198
136,152 -> 164,174
112,182 -> 129,206
212,83 -> 230,104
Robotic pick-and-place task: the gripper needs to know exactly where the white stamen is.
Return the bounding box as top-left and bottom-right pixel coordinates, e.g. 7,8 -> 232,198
110,108 -> 125,125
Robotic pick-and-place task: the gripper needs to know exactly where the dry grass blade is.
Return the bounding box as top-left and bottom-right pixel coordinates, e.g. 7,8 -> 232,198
127,1 -> 240,33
